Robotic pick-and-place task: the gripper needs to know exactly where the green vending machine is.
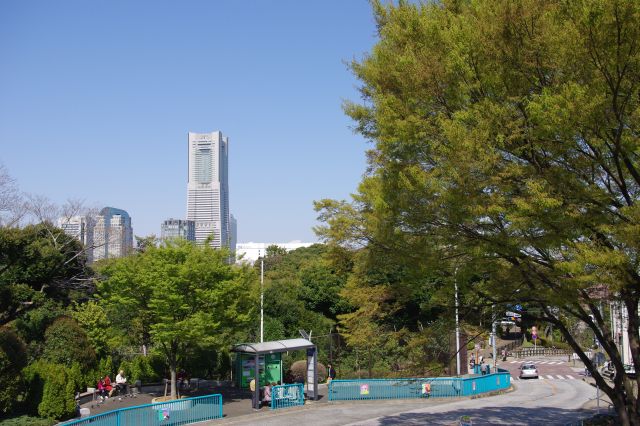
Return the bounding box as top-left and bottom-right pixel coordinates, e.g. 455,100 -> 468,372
236,353 -> 282,389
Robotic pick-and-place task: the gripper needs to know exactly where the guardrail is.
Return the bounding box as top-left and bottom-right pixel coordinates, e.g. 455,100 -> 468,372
512,347 -> 571,358
271,383 -> 304,410
328,368 -> 510,402
63,393 -> 223,426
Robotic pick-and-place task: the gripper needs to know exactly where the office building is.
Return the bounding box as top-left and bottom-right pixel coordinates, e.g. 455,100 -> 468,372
235,241 -> 316,263
56,215 -> 94,263
161,218 -> 195,241
93,207 -> 133,261
230,214 -> 237,253
186,131 -> 230,248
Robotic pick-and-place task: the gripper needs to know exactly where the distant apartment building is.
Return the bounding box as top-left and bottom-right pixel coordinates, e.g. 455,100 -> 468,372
92,207 -> 133,261
230,215 -> 237,253
235,241 -> 316,263
161,218 -> 195,241
56,215 -> 94,263
186,131 -> 230,248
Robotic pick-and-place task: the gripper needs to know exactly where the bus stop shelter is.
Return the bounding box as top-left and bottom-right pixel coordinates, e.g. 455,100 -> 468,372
232,338 -> 318,409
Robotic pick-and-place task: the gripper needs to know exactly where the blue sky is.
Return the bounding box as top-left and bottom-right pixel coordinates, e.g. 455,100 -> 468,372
0,1 -> 377,242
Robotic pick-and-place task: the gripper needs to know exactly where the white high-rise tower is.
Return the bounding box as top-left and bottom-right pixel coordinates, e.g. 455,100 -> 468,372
187,131 -> 230,247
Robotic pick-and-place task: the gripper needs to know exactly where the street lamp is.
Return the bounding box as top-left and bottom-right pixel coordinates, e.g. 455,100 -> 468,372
260,259 -> 264,343
455,267 -> 460,376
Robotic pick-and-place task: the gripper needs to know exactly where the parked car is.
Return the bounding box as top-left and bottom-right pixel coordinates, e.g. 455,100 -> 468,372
519,363 -> 539,379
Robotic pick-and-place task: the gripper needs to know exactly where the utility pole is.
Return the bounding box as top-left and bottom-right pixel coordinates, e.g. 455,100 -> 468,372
455,267 -> 461,376
260,259 -> 264,343
492,304 -> 497,369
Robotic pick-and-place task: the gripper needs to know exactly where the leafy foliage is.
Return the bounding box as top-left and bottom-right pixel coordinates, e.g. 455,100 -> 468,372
0,223 -> 91,326
98,239 -> 257,397
42,317 -> 96,371
316,0 -> 640,421
0,328 -> 27,414
22,361 -> 77,420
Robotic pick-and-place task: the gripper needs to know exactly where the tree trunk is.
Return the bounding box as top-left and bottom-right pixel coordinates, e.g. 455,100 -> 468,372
170,364 -> 177,399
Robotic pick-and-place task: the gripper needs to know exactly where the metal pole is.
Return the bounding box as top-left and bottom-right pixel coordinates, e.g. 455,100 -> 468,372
260,259 -> 264,343
455,267 -> 461,376
492,304 -> 497,369
329,326 -> 333,364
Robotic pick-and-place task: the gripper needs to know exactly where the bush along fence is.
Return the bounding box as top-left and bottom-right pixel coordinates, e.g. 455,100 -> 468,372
328,368 -> 510,402
271,383 -> 304,410
62,394 -> 223,426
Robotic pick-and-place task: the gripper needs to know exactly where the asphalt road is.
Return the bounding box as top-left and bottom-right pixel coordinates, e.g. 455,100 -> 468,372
211,366 -> 597,425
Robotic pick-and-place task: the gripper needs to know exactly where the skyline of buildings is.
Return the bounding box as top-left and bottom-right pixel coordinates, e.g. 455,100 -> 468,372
57,206 -> 133,262
56,130 -> 312,261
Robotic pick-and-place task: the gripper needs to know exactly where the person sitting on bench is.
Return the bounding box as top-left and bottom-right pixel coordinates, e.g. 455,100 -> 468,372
116,370 -> 128,396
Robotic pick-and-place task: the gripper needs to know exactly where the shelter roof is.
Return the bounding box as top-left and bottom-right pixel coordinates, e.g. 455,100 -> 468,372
232,338 -> 314,354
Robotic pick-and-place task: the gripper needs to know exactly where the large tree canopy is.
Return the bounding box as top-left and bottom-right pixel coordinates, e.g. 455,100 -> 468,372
0,223 -> 91,326
98,239 -> 257,398
316,0 -> 640,422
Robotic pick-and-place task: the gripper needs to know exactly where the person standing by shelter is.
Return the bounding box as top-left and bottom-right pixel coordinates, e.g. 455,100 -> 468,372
249,378 -> 257,410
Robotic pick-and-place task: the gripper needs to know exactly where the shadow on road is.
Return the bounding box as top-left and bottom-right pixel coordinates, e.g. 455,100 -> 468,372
376,405 -> 596,425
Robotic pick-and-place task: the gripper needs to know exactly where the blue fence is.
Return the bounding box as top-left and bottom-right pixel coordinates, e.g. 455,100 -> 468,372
63,394 -> 223,426
270,383 -> 304,410
328,368 -> 510,402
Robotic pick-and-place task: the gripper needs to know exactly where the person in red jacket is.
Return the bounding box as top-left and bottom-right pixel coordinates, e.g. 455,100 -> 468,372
103,375 -> 114,397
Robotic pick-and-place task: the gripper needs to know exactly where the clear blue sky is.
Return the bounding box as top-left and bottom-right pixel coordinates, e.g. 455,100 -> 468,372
0,1 -> 377,242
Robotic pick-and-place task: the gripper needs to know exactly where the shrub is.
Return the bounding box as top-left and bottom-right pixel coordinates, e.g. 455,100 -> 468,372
119,355 -> 160,384
290,360 -> 327,383
0,415 -> 56,426
0,328 -> 27,415
96,356 -> 115,379
42,317 -> 96,371
22,361 -> 76,420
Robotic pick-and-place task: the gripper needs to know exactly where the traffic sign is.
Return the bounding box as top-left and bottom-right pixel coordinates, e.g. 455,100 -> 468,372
505,311 -> 522,318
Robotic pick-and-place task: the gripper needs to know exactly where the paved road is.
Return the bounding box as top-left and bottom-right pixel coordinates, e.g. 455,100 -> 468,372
499,357 -> 583,382
210,365 -> 598,425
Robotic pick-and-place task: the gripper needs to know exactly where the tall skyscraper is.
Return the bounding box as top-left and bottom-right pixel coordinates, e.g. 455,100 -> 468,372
187,131 -> 230,248
56,215 -> 94,263
161,218 -> 195,241
93,207 -> 133,261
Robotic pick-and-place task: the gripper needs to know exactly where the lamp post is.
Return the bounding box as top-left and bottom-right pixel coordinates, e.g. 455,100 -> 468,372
455,267 -> 461,376
260,259 -> 264,343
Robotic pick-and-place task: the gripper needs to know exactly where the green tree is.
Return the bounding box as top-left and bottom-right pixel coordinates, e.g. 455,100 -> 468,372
98,239 -> 256,398
316,0 -> 640,422
0,223 -> 91,326
69,301 -> 113,359
0,327 -> 27,414
42,316 -> 96,371
23,360 -> 77,420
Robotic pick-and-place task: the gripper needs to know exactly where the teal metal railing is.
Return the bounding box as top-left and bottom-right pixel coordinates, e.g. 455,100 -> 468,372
63,394 -> 223,426
270,383 -> 304,410
461,368 -> 510,396
328,368 -> 510,402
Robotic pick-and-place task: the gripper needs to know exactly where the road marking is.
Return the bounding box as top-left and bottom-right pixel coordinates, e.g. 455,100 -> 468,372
566,375 -> 576,380
546,375 -> 555,380
510,361 -> 518,364
556,375 -> 565,380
